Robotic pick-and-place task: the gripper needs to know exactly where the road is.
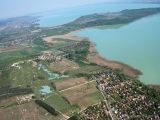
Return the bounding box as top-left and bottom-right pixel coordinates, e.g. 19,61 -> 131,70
99,85 -> 117,120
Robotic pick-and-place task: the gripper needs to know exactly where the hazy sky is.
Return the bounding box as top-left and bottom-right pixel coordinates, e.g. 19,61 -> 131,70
0,0 -> 158,19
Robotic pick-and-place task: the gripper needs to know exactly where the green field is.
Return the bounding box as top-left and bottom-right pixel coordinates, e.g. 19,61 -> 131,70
86,91 -> 103,105
44,93 -> 69,110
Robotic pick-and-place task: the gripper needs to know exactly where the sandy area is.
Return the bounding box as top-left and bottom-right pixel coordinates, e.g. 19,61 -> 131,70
28,60 -> 37,67
43,29 -> 89,43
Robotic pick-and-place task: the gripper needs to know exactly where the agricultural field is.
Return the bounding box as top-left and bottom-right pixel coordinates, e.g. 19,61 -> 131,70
55,77 -> 86,91
50,59 -> 79,73
0,47 -> 41,66
61,81 -> 103,109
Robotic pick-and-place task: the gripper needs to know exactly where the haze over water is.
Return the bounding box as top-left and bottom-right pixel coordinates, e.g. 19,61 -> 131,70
37,3 -> 160,84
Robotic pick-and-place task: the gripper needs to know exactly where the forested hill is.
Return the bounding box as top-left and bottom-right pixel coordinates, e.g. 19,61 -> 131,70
63,8 -> 160,28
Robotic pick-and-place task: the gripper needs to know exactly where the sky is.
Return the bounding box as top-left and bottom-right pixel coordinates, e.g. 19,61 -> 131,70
0,0 -> 159,19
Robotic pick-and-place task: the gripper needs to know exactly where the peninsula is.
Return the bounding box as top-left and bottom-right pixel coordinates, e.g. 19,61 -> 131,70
0,8 -> 160,120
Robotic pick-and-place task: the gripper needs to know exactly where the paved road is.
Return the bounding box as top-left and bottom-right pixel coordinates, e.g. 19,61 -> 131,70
99,85 -> 117,120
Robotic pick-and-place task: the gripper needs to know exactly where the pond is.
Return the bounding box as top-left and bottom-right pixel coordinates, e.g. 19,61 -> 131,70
38,64 -> 69,80
40,86 -> 52,95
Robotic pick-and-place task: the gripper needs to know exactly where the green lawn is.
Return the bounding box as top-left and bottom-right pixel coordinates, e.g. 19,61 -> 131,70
111,92 -> 122,102
86,91 -> 103,105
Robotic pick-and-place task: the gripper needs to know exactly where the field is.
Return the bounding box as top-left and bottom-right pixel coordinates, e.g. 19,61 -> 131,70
61,81 -> 103,109
55,77 -> 86,91
10,61 -> 70,111
44,93 -> 69,110
50,59 -> 79,73
9,58 -> 103,115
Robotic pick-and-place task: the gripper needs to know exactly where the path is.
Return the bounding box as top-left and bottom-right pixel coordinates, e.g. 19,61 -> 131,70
59,80 -> 95,92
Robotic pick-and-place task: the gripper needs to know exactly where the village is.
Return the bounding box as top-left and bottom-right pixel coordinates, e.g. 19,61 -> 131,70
92,71 -> 160,120
78,101 -> 112,120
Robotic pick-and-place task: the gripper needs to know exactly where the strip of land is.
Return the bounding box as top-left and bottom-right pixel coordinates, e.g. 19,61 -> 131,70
43,30 -> 88,43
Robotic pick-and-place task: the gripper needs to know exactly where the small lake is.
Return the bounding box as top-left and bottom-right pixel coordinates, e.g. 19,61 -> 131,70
38,64 -> 69,80
40,86 -> 52,95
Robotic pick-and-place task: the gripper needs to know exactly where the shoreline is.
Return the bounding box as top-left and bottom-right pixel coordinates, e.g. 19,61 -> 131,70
43,29 -> 143,78
87,43 -> 142,77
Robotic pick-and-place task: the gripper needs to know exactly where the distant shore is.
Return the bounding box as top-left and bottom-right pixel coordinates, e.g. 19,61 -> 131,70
43,29 -> 143,78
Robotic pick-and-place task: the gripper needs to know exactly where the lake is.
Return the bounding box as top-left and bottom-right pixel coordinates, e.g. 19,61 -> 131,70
36,3 -> 160,84
74,13 -> 160,84
40,86 -> 52,95
37,3 -> 160,27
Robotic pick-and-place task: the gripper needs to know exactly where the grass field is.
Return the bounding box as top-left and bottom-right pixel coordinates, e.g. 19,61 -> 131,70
44,93 -> 69,110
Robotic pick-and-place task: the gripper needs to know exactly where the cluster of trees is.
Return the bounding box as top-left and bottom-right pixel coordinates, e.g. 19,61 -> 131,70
62,96 -> 71,105
51,82 -> 56,90
75,73 -> 91,79
33,76 -> 45,81
35,100 -> 58,116
65,41 -> 90,61
0,86 -> 33,100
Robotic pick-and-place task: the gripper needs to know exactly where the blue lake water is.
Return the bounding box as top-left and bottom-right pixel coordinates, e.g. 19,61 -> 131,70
40,86 -> 52,95
36,3 -> 160,84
